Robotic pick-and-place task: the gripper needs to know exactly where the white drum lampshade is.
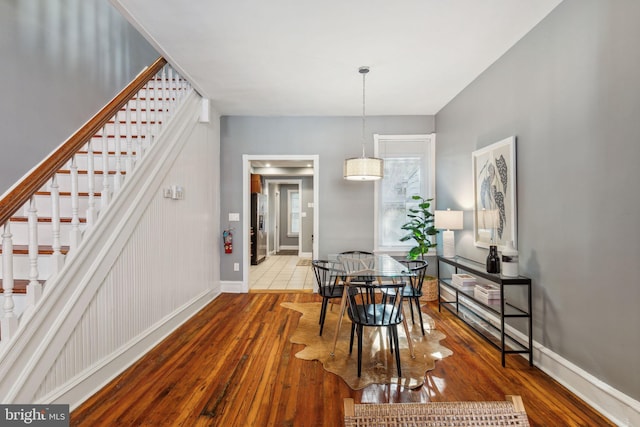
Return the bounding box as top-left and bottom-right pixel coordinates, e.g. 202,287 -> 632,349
344,157 -> 384,181
343,66 -> 384,181
435,209 -> 464,258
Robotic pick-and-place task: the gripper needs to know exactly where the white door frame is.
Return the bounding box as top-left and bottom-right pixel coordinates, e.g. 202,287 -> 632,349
265,179 -> 303,255
242,154 -> 319,292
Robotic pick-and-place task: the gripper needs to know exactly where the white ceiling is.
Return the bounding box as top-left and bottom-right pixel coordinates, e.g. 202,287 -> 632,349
113,0 -> 563,116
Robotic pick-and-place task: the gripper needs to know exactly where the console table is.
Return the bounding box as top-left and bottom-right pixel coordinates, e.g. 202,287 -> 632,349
436,256 -> 533,367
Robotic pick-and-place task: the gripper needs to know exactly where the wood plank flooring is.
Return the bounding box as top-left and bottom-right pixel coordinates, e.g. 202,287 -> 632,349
71,292 -> 614,426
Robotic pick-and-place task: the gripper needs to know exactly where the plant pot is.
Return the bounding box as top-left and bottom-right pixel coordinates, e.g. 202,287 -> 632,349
421,275 -> 438,302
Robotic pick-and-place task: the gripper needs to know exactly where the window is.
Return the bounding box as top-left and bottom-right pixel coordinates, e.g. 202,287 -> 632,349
288,189 -> 300,237
374,134 -> 436,254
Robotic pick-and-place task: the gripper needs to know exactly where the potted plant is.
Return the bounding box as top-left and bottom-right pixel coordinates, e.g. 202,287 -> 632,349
399,195 -> 438,260
400,195 -> 439,302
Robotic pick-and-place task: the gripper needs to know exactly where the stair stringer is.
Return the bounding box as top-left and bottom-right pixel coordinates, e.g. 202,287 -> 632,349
0,90 -> 222,407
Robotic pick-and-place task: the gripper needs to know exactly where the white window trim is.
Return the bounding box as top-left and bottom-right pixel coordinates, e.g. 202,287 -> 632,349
287,189 -> 300,237
373,133 -> 436,256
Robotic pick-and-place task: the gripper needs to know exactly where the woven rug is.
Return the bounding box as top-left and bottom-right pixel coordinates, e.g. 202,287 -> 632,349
282,302 -> 452,390
296,258 -> 312,266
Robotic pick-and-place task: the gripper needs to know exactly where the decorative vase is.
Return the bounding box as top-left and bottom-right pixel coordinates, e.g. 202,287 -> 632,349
486,245 -> 500,274
501,240 -> 519,277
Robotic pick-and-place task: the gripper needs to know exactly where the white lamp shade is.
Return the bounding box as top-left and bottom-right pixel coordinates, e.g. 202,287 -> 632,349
343,157 -> 384,181
434,210 -> 463,230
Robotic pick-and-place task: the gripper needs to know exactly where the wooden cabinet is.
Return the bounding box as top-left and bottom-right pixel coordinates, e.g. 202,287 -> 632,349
251,174 -> 262,193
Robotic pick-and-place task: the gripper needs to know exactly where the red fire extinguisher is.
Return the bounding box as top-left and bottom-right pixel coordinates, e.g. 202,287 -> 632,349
223,229 -> 233,254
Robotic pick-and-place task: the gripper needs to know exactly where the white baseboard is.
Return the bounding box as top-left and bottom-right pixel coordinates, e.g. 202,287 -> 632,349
534,343 -> 639,426
300,252 -> 312,258
42,290 -> 218,410
220,280 -> 244,293
440,292 -> 639,426
278,245 -> 298,251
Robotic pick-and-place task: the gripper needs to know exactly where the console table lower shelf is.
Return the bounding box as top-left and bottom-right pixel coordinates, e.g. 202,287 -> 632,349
440,298 -> 531,364
436,255 -> 533,368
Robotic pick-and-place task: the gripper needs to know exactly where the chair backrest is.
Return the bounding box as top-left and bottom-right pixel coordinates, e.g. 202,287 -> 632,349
347,283 -> 405,327
312,260 -> 341,295
339,250 -> 373,259
401,260 -> 428,292
338,255 -> 374,275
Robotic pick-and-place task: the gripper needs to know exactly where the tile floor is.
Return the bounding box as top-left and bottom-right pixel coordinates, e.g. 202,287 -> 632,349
249,255 -> 316,291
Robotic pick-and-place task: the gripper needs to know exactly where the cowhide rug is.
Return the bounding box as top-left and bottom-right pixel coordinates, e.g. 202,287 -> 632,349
282,301 -> 453,390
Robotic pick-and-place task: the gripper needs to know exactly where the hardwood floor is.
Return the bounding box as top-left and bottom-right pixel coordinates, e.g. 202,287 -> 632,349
71,292 -> 614,426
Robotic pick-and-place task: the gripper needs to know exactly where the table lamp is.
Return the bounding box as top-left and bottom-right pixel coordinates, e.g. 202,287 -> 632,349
435,209 -> 463,258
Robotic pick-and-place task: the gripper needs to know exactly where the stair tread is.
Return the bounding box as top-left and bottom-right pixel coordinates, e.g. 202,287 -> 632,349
35,191 -> 102,197
55,169 -> 126,175
0,244 -> 70,255
0,279 -> 46,294
76,151 -> 137,155
10,216 -> 87,223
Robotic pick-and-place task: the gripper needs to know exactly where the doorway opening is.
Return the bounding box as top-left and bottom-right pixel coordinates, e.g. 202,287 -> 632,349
242,155 -> 319,292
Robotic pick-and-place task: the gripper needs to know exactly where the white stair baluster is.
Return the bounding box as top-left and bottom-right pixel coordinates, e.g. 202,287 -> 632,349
101,125 -> 111,209
125,102 -> 133,175
167,67 -> 175,117
178,73 -> 184,100
184,78 -> 191,95
86,139 -> 97,226
26,196 -> 42,314
113,113 -> 122,193
135,99 -> 144,161
50,174 -> 65,274
146,82 -> 153,151
69,155 -> 81,251
160,67 -> 167,126
1,222 -> 18,340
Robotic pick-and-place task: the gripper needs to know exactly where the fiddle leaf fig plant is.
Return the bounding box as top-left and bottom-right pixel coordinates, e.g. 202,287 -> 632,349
400,195 -> 438,260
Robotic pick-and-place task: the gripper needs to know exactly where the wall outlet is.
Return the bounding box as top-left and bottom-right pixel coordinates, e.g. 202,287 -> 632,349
233,262 -> 239,271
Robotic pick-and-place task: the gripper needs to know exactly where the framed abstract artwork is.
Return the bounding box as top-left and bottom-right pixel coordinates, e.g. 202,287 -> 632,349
472,136 -> 517,250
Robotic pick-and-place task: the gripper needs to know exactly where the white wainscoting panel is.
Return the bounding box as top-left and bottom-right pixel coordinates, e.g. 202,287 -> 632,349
0,92 -> 222,407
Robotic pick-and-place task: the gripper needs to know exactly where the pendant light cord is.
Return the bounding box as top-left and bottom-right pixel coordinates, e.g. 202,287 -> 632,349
360,66 -> 369,158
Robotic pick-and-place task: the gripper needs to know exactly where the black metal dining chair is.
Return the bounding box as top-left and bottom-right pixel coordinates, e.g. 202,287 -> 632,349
338,251 -> 375,285
312,260 -> 352,336
346,282 -> 405,377
381,259 -> 428,335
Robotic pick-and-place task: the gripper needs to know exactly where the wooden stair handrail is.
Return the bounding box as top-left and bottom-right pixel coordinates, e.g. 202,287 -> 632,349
0,57 -> 167,227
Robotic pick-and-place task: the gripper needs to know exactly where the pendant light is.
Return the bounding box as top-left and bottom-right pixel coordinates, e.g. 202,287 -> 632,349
343,66 -> 384,181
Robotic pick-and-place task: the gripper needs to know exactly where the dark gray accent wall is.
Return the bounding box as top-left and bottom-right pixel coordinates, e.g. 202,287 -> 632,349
1,0 -> 158,195
278,184 -> 299,248
220,115 -> 434,281
435,0 -> 640,400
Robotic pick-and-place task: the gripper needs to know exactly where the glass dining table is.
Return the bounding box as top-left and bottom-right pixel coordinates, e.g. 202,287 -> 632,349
329,253 -> 417,359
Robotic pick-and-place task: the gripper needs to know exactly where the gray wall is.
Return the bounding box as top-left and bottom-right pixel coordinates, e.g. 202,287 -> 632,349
1,0 -> 158,195
435,0 -> 640,400
220,116 -> 434,281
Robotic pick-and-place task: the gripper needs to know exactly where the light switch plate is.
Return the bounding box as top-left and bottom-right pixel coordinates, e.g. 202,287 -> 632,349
229,213 -> 240,221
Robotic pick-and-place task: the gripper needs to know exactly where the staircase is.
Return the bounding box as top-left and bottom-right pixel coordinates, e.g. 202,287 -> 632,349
0,57 -> 221,407
0,58 -> 191,337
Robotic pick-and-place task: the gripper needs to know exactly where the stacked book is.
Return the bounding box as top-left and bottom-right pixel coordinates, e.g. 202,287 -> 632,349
474,283 -> 501,304
451,274 -> 477,291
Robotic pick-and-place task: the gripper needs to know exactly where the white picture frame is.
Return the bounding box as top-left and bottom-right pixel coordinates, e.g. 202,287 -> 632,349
472,136 -> 517,250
